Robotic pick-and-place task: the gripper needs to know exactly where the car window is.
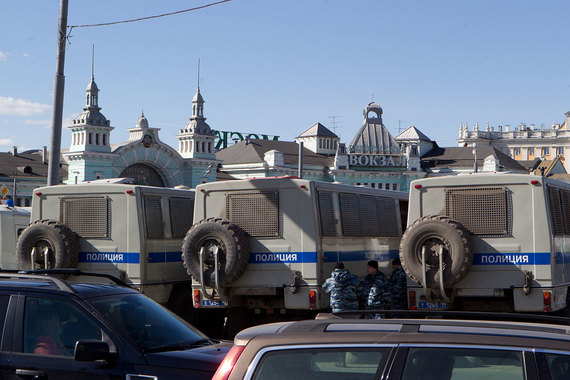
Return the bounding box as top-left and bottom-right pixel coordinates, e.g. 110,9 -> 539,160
251,347 -> 391,380
90,293 -> 207,352
545,353 -> 570,380
23,297 -> 110,357
0,295 -> 10,344
401,347 -> 525,380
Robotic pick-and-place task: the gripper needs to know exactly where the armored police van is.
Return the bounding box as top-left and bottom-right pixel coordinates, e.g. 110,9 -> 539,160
16,182 -> 195,305
400,172 -> 570,314
0,204 -> 31,269
183,177 -> 408,334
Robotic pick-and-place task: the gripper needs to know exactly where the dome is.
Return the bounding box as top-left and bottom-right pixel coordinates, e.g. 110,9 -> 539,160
137,114 -> 149,129
75,109 -> 108,126
184,119 -> 214,136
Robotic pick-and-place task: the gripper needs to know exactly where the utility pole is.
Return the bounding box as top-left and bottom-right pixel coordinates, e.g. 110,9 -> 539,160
47,0 -> 69,186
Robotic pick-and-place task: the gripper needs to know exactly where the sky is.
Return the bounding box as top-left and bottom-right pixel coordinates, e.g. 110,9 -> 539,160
1,0 -> 569,153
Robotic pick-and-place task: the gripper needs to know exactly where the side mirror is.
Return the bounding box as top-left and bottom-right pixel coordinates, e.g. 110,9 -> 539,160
74,340 -> 114,362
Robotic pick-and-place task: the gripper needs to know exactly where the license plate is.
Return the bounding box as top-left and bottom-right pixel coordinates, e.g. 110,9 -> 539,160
201,299 -> 228,307
418,301 -> 448,309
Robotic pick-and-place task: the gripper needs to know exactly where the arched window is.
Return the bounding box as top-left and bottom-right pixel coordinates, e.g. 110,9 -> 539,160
119,163 -> 165,187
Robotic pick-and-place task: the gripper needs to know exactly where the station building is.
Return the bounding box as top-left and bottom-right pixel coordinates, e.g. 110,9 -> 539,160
457,112 -> 570,172
2,74 -> 548,206
63,74 -> 219,187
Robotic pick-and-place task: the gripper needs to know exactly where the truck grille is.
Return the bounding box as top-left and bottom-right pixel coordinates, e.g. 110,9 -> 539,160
445,187 -> 509,236
60,196 -> 109,238
226,191 -> 280,238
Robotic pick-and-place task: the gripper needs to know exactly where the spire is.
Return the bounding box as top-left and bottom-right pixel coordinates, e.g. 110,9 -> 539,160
85,45 -> 99,110
91,44 -> 95,80
192,59 -> 205,120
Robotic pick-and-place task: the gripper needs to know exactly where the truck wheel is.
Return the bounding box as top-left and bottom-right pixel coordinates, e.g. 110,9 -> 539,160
16,219 -> 79,270
182,218 -> 249,288
399,215 -> 472,289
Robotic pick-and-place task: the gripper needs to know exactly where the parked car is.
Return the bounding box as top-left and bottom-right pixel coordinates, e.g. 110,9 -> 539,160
0,269 -> 231,379
214,310 -> 570,380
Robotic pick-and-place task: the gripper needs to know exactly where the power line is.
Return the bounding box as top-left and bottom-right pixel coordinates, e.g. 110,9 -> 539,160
67,0 -> 231,29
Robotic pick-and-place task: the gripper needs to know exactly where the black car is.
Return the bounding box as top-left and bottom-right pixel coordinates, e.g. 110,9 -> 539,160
0,270 -> 231,379
215,310 -> 570,380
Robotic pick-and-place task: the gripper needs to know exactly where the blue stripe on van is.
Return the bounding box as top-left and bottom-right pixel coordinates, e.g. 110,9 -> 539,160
473,252 -> 550,265
79,252 -> 140,264
148,251 -> 183,263
249,252 -> 317,263
324,250 -> 399,263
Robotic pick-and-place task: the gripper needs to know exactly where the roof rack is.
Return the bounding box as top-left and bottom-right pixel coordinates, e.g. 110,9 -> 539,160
0,269 -> 130,293
317,310 -> 570,327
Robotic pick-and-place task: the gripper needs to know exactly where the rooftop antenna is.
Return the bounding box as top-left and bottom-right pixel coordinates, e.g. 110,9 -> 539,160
397,120 -> 407,135
328,116 -> 342,135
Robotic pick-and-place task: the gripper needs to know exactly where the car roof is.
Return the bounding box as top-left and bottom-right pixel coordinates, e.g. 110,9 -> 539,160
0,270 -> 138,299
234,311 -> 570,351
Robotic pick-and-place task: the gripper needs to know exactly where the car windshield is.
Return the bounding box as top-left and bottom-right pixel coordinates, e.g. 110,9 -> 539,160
90,292 -> 209,352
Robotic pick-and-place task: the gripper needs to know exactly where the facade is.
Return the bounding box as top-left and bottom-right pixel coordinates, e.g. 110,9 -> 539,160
217,102 -> 426,192
63,75 -> 220,187
457,112 -> 570,172
0,147 -> 67,206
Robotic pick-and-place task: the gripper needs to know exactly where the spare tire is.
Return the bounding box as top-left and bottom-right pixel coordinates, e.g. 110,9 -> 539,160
182,217 -> 249,287
16,219 -> 79,270
399,215 -> 472,289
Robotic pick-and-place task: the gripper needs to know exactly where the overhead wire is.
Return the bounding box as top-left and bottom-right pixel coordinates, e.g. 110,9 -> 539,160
66,0 -> 231,38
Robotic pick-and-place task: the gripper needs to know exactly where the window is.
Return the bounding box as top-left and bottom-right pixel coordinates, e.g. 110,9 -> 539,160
23,297 -> 109,357
60,196 -> 109,238
445,187 -> 508,236
544,147 -> 550,155
144,196 -> 164,239
529,147 -> 535,155
515,147 -> 521,155
558,147 -> 564,155
170,197 -> 194,238
340,193 -> 400,237
545,353 -> 570,380
0,295 -> 10,335
251,347 -> 391,380
226,191 -> 280,238
401,347 -> 525,380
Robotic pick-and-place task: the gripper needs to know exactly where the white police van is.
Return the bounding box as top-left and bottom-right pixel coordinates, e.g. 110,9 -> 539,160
0,203 -> 31,269
183,177 -> 408,334
16,181 -> 195,305
401,172 -> 570,314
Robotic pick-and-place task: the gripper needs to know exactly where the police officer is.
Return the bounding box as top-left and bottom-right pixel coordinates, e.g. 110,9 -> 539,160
323,262 -> 361,313
363,260 -> 390,312
389,258 -> 408,310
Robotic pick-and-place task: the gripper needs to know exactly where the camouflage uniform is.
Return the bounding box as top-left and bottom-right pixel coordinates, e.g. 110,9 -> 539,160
322,269 -> 362,312
389,267 -> 408,310
364,271 -> 390,310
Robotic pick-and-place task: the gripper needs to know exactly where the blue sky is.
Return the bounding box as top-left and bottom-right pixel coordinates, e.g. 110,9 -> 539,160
1,0 -> 569,153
